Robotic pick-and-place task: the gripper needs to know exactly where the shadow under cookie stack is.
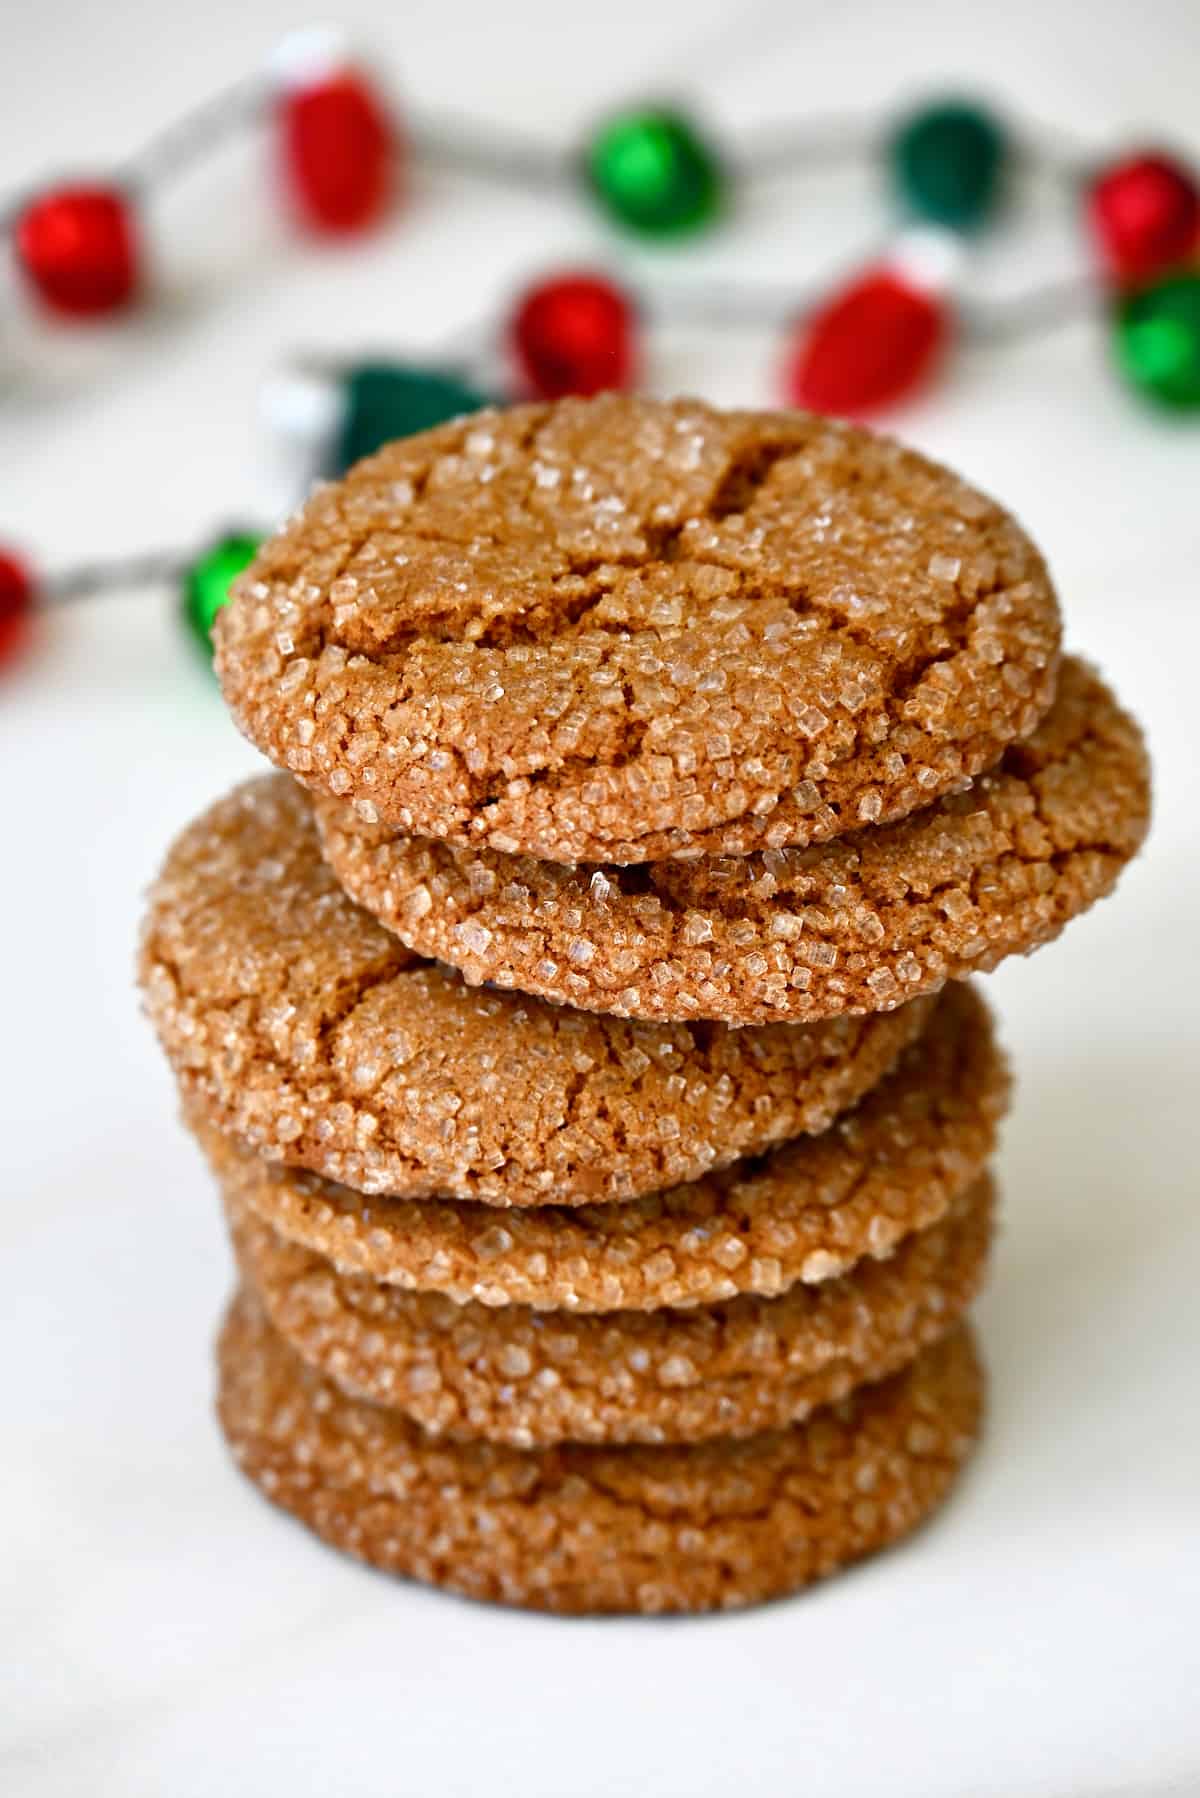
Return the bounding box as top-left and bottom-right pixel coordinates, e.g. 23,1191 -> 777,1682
140,395 -> 1150,1615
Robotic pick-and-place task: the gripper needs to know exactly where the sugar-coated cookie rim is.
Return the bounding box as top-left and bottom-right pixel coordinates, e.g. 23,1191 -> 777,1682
226,1172 -> 994,1446
314,656 -> 1150,1025
197,983 -> 1007,1314
140,773 -> 935,1207
217,1293 -> 985,1615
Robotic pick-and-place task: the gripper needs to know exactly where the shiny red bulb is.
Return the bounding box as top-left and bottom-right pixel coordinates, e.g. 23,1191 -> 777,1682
787,270 -> 947,417
16,184 -> 139,318
1087,152 -> 1200,285
280,70 -> 397,234
0,551 -> 36,667
511,273 -> 637,400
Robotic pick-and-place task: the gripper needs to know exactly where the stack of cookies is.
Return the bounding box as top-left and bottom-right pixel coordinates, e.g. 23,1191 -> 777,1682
139,396 -> 1150,1614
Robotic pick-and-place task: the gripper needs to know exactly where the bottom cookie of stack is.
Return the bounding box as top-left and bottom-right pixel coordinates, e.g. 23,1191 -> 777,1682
218,1293 -> 984,1616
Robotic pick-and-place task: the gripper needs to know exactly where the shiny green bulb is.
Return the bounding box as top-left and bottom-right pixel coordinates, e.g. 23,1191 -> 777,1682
183,531 -> 262,657
890,99 -> 1008,232
1116,272 -> 1200,409
586,108 -> 723,237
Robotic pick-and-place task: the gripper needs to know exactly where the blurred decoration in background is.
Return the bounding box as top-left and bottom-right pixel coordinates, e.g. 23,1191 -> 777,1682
584,106 -> 725,236
0,532 -> 265,675
1087,152 -> 1200,283
13,184 -> 143,317
889,99 -> 1009,232
1115,273 -> 1200,408
327,364 -> 494,472
0,553 -> 36,667
511,273 -> 639,400
182,534 -> 265,654
786,249 -> 952,417
276,47 -> 397,234
2,27 -> 1199,672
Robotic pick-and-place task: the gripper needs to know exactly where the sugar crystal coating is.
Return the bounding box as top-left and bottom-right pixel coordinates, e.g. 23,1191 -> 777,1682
227,1173 -> 993,1446
195,983 -> 1005,1311
316,657 -> 1150,1023
139,775 -> 931,1205
217,1293 -> 984,1615
215,394 -> 1061,864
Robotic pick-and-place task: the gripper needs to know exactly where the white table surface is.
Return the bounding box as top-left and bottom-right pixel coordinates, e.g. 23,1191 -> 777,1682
3,2 -> 1198,1793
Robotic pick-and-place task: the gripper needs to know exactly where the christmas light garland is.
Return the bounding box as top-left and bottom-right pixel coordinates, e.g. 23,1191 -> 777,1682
3,28 -> 1199,671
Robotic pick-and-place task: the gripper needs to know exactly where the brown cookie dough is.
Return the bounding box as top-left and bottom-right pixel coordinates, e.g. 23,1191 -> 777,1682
217,1292 -> 985,1614
315,657 -> 1150,1025
140,775 -> 930,1206
198,984 -> 1006,1312
227,1174 -> 993,1447
215,394 -> 1061,865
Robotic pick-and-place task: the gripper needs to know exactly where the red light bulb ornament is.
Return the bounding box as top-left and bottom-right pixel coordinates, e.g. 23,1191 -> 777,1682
1087,151 -> 1200,286
0,550 -> 37,667
510,272 -> 637,399
787,230 -> 959,417
15,184 -> 140,318
273,28 -> 398,235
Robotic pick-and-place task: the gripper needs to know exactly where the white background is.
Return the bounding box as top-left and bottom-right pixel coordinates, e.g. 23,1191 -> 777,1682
3,2 -> 1198,1794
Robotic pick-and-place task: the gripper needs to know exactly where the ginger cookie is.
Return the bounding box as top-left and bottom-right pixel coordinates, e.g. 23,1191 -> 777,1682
215,393 -> 1061,865
226,1174 -> 993,1448
315,657 -> 1150,1025
140,775 -> 930,1206
197,983 -> 1006,1312
217,1292 -> 985,1614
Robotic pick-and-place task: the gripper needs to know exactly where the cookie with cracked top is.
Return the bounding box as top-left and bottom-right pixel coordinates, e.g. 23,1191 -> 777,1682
215,393 -> 1061,864
225,1171 -> 994,1448
217,1292 -> 985,1615
194,983 -> 1006,1313
139,774 -> 930,1207
315,657 -> 1150,1024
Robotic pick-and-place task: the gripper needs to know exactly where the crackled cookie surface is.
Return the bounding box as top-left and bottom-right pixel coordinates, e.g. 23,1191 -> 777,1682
217,1293 -> 984,1614
227,1174 -> 993,1447
317,658 -> 1149,1023
216,394 -> 1061,864
198,984 -> 1005,1311
140,775 -> 929,1205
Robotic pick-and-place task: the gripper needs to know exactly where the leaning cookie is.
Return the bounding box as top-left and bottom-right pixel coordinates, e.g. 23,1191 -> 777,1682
226,1173 -> 993,1447
215,393 -> 1060,865
217,1293 -> 984,1615
197,983 -> 1006,1311
316,658 -> 1149,1025
140,775 -> 930,1205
